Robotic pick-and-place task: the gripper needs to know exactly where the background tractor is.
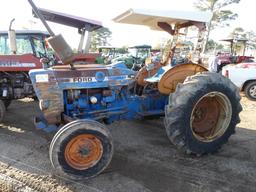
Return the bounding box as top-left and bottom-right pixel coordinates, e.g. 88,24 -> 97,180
218,38 -> 254,71
112,44 -> 152,70
27,0 -> 242,180
97,46 -> 120,64
0,20 -> 51,122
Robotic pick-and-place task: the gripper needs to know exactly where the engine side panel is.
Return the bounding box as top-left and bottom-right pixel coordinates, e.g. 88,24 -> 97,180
29,65 -> 135,124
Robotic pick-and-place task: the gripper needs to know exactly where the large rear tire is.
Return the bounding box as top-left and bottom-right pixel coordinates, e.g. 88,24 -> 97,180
164,72 -> 242,155
49,119 -> 113,180
0,100 -> 6,123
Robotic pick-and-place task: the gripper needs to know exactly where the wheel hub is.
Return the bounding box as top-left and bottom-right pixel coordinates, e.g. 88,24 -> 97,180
79,147 -> 90,156
190,92 -> 232,142
65,134 -> 103,170
249,85 -> 256,98
192,97 -> 220,134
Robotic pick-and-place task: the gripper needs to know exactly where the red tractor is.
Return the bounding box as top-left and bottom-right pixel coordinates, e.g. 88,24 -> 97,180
0,29 -> 50,116
218,38 -> 254,71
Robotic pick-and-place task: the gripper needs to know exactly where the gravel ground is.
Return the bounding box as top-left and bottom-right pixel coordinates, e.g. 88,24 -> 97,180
0,95 -> 255,192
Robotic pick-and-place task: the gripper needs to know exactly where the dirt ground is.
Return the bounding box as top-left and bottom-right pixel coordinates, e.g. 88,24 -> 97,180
0,95 -> 255,192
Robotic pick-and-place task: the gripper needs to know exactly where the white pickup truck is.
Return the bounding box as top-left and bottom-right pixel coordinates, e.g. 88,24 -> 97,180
222,62 -> 256,100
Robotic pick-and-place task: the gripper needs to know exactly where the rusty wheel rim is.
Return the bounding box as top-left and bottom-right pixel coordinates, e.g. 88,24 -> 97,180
190,92 -> 232,142
64,134 -> 103,170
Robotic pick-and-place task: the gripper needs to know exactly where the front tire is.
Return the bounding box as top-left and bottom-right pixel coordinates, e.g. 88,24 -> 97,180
49,120 -> 113,180
164,72 -> 242,155
244,81 -> 256,101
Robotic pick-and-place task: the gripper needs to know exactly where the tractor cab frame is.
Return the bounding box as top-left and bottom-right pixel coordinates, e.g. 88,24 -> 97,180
0,30 -> 50,60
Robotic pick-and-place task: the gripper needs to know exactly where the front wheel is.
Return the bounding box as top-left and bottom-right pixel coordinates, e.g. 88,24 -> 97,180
164,72 -> 242,155
49,120 -> 113,180
244,81 -> 256,101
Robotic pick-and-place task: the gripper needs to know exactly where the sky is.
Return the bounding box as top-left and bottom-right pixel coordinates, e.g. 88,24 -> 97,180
0,0 -> 253,49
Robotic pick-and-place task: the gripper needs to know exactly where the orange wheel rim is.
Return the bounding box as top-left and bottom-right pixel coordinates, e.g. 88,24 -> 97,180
192,97 -> 220,135
190,92 -> 232,142
64,134 -> 103,170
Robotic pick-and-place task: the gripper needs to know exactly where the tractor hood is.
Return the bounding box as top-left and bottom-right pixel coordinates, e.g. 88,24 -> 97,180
29,62 -> 135,90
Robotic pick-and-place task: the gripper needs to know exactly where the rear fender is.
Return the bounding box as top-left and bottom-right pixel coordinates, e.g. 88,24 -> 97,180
158,63 -> 207,95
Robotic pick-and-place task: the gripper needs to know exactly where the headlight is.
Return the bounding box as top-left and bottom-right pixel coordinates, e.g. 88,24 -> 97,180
90,96 -> 98,104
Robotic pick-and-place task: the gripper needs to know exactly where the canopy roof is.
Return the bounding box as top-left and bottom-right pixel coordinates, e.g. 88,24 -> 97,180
33,8 -> 102,32
113,9 -> 212,31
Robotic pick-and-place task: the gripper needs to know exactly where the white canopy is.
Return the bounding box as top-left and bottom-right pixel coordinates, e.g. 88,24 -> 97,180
113,9 -> 212,31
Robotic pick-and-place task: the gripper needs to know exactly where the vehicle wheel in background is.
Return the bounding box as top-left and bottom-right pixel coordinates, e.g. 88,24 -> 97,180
244,81 -> 256,101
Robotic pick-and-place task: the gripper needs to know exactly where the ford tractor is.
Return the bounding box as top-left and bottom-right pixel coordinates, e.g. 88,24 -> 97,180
27,0 -> 242,180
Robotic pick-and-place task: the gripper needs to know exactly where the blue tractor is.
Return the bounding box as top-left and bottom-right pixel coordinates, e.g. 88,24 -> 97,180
27,1 -> 242,179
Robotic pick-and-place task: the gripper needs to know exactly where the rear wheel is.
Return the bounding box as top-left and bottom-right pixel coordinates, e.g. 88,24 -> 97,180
164,72 -> 242,155
49,120 -> 113,180
244,81 -> 256,101
0,100 -> 6,123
